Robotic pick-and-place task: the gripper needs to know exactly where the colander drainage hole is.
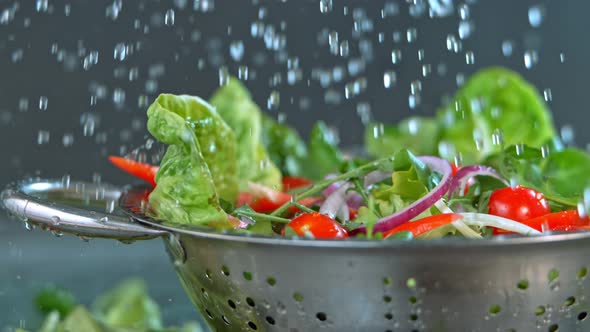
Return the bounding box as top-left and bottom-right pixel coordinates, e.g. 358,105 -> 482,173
222,315 -> 231,325
247,321 -> 258,330
548,268 -> 559,283
578,267 -> 588,279
517,279 -> 529,290
409,314 -> 418,321
267,277 -> 277,286
227,299 -> 236,309
578,311 -> 588,321
565,296 -> 576,307
201,288 -> 209,299
384,313 -> 393,320
205,269 -> 212,280
221,265 -> 230,276
266,316 -> 276,325
246,297 -> 256,307
535,306 -> 546,316
409,296 -> 417,304
383,295 -> 392,303
243,271 -> 252,281
548,324 -> 559,332
316,312 -> 327,321
488,304 -> 502,315
205,309 -> 214,319
293,292 -> 304,302
383,277 -> 392,285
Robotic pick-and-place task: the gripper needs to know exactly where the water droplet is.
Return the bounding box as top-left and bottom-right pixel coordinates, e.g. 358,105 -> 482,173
523,50 -> 539,69
229,41 -> 244,61
528,5 -> 545,28
409,94 -> 421,109
24,221 -> 34,231
82,51 -> 99,70
36,0 -> 49,13
267,91 -> 280,110
112,88 -> 125,105
18,98 -> 29,112
458,20 -> 474,39
501,40 -> 514,57
356,102 -> 372,125
164,9 -> 175,26
113,43 -> 128,61
37,130 -> 50,145
62,133 -> 74,147
492,128 -> 504,147
543,88 -> 552,102
559,52 -> 566,63
319,0 -> 333,13
429,0 -> 454,17
458,3 -> 469,19
465,51 -> 475,64
391,49 -> 402,64
381,2 -> 399,18
446,34 -> 461,53
218,66 -> 229,86
560,125 -> 575,145
38,96 -> 48,111
421,64 -> 432,77
406,28 -> 417,43
383,71 -> 396,88
238,65 -> 249,80
417,49 -> 425,61
339,40 -> 349,57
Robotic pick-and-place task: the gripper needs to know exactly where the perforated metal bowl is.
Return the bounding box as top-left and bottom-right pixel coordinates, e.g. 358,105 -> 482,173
2,178 -> 590,332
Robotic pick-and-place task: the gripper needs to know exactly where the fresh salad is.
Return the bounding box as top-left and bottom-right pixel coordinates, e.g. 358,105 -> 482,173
17,279 -> 202,332
109,67 -> 590,240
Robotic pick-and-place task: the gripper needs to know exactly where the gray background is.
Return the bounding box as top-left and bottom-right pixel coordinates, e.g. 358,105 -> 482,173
1,0 -> 589,329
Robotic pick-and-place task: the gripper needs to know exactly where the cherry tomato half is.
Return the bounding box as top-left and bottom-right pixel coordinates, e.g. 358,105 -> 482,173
284,212 -> 348,239
488,186 -> 550,222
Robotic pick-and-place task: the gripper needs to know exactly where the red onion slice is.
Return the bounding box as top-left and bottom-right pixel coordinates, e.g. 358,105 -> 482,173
448,165 -> 508,198
320,184 -> 350,220
350,156 -> 452,236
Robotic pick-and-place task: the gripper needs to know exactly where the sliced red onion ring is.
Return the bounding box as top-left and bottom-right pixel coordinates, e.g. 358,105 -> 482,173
320,184 -> 350,221
321,174 -> 341,197
448,165 -> 509,197
350,156 -> 452,236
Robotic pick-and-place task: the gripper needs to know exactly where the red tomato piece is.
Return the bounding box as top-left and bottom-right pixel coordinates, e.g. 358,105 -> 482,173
284,212 -> 348,239
488,186 -> 551,222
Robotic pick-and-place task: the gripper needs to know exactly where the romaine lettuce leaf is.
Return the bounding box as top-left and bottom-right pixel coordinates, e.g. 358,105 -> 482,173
147,94 -> 233,226
210,78 -> 282,190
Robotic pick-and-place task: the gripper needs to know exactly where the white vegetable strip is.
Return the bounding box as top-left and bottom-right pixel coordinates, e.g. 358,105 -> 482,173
459,213 -> 542,236
434,200 -> 482,239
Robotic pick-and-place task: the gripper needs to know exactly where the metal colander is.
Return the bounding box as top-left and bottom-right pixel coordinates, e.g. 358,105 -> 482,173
2,178 -> 590,332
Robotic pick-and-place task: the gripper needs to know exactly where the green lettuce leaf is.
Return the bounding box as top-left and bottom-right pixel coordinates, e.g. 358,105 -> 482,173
61,306 -> 104,332
486,145 -> 590,207
260,114 -> 308,177
147,94 -> 233,226
365,117 -> 440,158
210,78 -> 282,190
92,279 -> 162,330
437,67 -> 556,163
301,121 -> 344,181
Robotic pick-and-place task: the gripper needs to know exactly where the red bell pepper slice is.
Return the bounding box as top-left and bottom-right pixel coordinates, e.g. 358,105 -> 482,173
383,213 -> 463,238
494,210 -> 590,234
239,182 -> 322,214
108,156 -> 158,187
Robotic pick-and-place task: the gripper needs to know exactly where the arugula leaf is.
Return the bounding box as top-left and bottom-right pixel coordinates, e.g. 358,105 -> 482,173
437,67 -> 556,163
487,145 -> 590,207
301,121 -> 344,181
365,117 -> 440,158
92,279 -> 162,330
147,94 -> 232,227
210,78 -> 282,190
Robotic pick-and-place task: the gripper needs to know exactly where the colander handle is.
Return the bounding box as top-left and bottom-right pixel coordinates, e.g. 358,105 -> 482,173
0,179 -> 167,240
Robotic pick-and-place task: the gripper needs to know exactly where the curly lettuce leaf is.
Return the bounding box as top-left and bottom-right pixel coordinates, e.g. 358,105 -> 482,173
437,67 -> 556,163
210,78 -> 282,190
147,94 -> 233,226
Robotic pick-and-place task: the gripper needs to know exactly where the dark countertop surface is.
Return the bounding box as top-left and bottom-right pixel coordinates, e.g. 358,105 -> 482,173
0,214 -> 209,331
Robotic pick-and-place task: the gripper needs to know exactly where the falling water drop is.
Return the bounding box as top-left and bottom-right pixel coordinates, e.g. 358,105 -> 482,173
164,9 -> 175,26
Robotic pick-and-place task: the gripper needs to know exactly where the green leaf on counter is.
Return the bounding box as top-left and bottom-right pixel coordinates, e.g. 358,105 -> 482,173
92,279 -> 162,330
